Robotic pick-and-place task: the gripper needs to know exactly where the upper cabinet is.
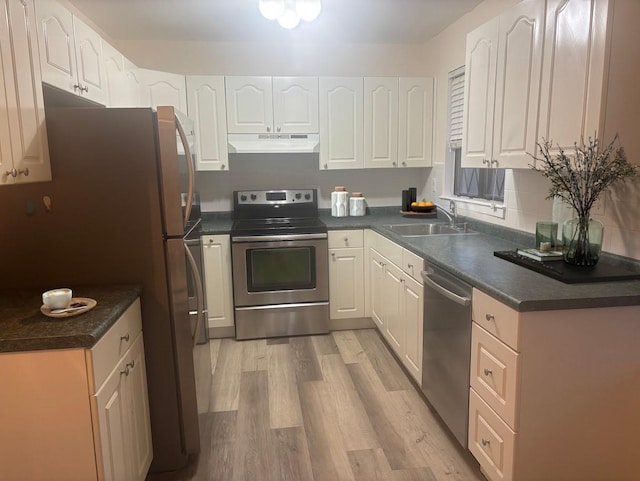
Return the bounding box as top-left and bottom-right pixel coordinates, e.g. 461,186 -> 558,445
319,77 -> 364,170
36,0 -> 107,105
398,77 -> 434,168
0,0 -> 51,185
462,0 -> 544,169
103,41 -> 140,107
225,76 -> 319,134
364,77 -> 399,169
138,68 -> 187,112
186,76 -> 228,171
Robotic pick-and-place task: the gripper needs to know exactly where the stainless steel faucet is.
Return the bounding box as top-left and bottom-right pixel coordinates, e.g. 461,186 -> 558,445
435,201 -> 456,225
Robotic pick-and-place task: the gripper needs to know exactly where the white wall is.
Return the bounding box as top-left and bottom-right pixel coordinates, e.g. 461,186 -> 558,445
420,0 -> 640,260
196,154 -> 428,212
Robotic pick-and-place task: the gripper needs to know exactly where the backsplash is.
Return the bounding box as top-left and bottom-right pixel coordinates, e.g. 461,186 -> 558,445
196,153 -> 429,212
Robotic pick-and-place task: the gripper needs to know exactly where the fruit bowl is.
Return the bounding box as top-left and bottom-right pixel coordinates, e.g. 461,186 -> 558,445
410,204 -> 436,212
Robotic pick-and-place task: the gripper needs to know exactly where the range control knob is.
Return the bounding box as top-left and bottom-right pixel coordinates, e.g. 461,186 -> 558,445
250,194 -> 257,201
295,193 -> 302,199
240,194 -> 247,202
305,193 -> 311,200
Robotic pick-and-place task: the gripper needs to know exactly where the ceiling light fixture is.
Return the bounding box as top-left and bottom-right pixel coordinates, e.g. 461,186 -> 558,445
259,0 -> 322,30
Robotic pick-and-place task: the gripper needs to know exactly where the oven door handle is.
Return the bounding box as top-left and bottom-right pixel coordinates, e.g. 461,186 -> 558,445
232,233 -> 328,242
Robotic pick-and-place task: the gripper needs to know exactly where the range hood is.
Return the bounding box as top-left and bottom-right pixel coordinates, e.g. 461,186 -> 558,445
227,133 -> 320,154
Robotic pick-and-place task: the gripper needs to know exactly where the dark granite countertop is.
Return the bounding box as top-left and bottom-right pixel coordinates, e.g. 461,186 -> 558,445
199,208 -> 640,312
0,285 -> 142,353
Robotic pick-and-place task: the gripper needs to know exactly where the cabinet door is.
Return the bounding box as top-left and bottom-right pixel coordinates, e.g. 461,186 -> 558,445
202,235 -> 234,329
186,76 -> 229,171
36,0 -> 77,93
369,249 -> 385,330
492,0 -> 544,169
538,0 -> 609,158
122,57 -> 141,107
462,17 -> 499,168
319,77 -> 364,170
225,76 -> 273,133
94,359 -> 130,481
0,0 -> 51,185
139,68 -> 187,112
72,16 -> 106,105
272,77 -> 319,133
398,77 -> 434,168
364,77 -> 398,169
403,275 -> 423,384
383,261 -> 404,353
329,247 -> 364,319
124,334 -> 153,481
103,41 -> 125,107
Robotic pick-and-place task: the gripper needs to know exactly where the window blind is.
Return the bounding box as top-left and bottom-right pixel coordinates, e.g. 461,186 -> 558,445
448,66 -> 465,150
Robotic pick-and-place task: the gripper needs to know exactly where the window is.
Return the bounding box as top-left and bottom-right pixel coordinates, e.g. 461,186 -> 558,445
448,67 -> 505,202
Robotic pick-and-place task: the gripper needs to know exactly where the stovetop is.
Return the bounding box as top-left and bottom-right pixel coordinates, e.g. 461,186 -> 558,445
231,217 -> 327,236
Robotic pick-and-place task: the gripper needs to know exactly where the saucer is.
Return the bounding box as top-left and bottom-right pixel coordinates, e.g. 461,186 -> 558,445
41,297 -> 97,318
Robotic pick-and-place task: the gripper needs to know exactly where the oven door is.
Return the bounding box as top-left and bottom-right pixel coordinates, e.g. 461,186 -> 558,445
232,235 -> 329,307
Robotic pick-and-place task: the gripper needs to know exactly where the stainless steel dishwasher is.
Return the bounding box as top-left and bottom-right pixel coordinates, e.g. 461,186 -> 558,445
421,263 -> 472,448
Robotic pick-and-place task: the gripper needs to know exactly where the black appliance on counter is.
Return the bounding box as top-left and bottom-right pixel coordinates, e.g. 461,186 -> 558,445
230,189 -> 329,340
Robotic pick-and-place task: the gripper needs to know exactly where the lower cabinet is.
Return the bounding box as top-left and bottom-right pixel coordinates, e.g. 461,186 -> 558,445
202,234 -> 235,336
0,298 -> 152,481
469,288 -> 640,481
328,230 -> 365,319
366,230 -> 424,384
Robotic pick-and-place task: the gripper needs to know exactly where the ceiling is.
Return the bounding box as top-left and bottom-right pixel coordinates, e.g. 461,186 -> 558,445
66,0 -> 483,44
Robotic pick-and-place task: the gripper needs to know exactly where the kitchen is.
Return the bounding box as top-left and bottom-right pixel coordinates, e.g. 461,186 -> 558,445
1,0 -> 640,480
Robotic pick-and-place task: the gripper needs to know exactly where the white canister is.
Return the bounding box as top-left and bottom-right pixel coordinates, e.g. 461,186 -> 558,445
349,193 -> 366,216
331,187 -> 349,217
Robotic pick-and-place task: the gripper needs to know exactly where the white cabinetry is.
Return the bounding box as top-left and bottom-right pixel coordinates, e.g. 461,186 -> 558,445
187,76 -> 228,171
364,77 -> 398,169
138,68 -> 187,112
462,0 -> 544,169
202,235 -> 234,335
328,230 -> 365,320
0,299 -> 152,481
398,77 -> 434,167
0,0 -> 51,185
319,77 -> 364,170
468,288 -> 640,481
366,230 -> 424,384
36,0 -> 107,104
102,42 -> 140,107
225,76 -> 318,134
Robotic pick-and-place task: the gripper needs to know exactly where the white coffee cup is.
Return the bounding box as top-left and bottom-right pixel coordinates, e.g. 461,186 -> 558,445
42,288 -> 72,310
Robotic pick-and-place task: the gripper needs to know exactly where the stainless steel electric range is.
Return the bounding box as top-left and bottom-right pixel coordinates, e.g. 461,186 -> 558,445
230,189 -> 329,340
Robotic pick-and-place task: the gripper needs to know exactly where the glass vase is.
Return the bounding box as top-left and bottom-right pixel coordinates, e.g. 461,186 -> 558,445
562,217 -> 604,266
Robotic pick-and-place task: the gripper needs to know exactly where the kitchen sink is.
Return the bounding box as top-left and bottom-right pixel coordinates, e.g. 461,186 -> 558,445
384,222 -> 476,236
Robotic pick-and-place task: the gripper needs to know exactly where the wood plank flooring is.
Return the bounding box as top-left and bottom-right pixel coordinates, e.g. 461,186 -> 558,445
146,329 -> 486,481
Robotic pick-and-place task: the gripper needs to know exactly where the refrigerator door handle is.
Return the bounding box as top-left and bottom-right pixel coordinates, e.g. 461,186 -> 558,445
175,115 -> 195,231
184,240 -> 205,347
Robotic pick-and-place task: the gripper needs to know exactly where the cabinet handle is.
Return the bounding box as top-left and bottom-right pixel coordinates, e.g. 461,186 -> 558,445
73,84 -> 82,91
490,159 -> 498,167
266,126 -> 271,132
402,161 -> 407,167
19,168 -> 29,177
126,360 -> 135,369
5,168 -> 18,178
481,438 -> 490,447
120,366 -> 130,376
331,252 -> 336,258
485,313 -> 495,321
483,368 -> 493,376
324,163 -> 328,169
400,278 -> 405,284
343,237 -> 349,244
277,126 -> 281,132
120,333 -> 130,342
221,164 -> 226,170
482,159 -> 490,166
407,263 -> 413,269
392,162 -> 397,167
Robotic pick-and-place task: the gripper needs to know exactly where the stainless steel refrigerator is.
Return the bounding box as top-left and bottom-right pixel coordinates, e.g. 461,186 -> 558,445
0,106 -> 204,472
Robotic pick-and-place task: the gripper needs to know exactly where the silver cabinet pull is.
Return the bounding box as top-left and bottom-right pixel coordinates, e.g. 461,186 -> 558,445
402,161 -> 407,167
120,333 -> 130,342
277,126 -> 281,132
221,164 -> 226,170
331,252 -> 336,258
126,360 -> 135,369
266,126 -> 271,132
407,263 -> 413,269
73,84 -> 82,91
485,313 -> 495,321
482,159 -> 490,166
120,366 -> 130,376
19,168 -> 29,177
5,168 -> 17,178
324,163 -> 328,169
483,368 -> 493,376
481,438 -> 490,446
392,161 -> 397,166
490,159 -> 498,166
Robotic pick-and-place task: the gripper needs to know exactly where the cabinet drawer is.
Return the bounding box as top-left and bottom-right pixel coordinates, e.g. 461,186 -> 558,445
472,288 -> 521,350
471,323 -> 520,430
328,229 -> 364,248
88,298 -> 142,392
469,388 -> 516,481
402,248 -> 424,283
366,230 -> 402,267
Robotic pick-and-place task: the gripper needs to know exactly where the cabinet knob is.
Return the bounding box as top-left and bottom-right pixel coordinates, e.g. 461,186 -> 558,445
483,368 -> 493,376
73,84 -> 82,92
485,313 -> 495,321
324,164 -> 328,169
392,162 -> 397,167
5,168 -> 18,178
331,252 -> 336,258
407,263 -> 413,269
277,126 -> 281,132
490,159 -> 498,166
120,366 -> 130,376
482,159 -> 490,166
19,168 -> 29,177
221,164 -> 226,170
481,438 -> 490,447
120,333 -> 130,342
266,126 -> 271,132
343,237 -> 349,244
126,360 -> 135,369
402,161 -> 407,167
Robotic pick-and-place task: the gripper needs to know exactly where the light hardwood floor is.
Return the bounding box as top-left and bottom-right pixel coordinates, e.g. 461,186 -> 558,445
147,329 -> 486,481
